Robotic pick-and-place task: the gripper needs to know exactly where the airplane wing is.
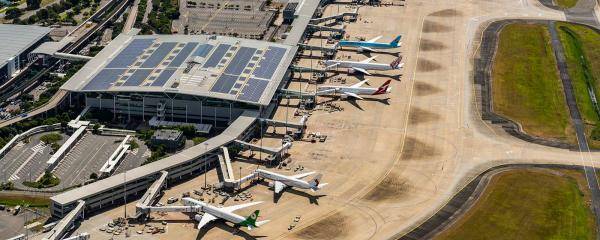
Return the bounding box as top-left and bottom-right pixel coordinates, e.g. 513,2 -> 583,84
274,181 -> 287,194
220,201 -> 263,213
197,213 -> 217,229
290,171 -> 316,180
350,80 -> 369,88
325,63 -> 340,69
367,35 -> 382,42
343,92 -> 364,100
359,46 -> 376,52
352,67 -> 371,75
360,56 -> 377,63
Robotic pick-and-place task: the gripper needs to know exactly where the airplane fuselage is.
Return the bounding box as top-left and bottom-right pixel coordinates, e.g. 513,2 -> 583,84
338,41 -> 396,49
317,86 -> 379,95
182,198 -> 245,224
255,169 -> 311,189
324,60 -> 394,71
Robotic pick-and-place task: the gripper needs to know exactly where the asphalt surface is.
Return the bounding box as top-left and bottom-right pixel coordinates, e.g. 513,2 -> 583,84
0,209 -> 39,239
565,0 -> 600,27
52,133 -> 123,189
112,139 -> 149,175
0,132 -> 67,184
547,21 -> 600,229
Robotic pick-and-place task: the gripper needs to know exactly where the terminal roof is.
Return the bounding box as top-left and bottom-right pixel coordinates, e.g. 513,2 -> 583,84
0,24 -> 50,68
61,32 -> 295,106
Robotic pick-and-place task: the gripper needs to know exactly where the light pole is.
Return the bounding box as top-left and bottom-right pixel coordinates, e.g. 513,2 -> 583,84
204,143 -> 208,188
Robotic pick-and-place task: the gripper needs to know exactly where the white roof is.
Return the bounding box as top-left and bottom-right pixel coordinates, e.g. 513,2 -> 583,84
0,24 -> 50,67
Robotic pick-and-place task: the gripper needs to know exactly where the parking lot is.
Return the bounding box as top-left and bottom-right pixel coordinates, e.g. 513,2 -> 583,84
0,131 -> 67,184
0,207 -> 43,238
113,139 -> 149,175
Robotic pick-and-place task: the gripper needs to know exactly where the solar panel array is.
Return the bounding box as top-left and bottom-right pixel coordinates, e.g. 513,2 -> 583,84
81,36 -> 289,104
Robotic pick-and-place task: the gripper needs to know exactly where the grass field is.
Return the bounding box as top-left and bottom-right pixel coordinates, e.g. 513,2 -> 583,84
556,0 -> 578,8
0,194 -> 50,207
435,169 -> 596,240
555,22 -> 600,148
492,23 -> 574,143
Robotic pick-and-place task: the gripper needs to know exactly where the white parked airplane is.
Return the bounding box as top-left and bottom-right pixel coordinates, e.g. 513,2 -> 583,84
255,169 -> 328,195
317,79 -> 392,100
181,197 -> 270,230
323,56 -> 403,75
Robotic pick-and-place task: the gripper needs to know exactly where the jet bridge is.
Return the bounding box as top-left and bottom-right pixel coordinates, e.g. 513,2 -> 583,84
298,43 -> 337,56
135,171 -> 168,217
307,24 -> 345,34
260,115 -> 308,131
309,9 -> 359,24
234,140 -> 292,156
218,147 -> 237,189
43,200 -> 85,240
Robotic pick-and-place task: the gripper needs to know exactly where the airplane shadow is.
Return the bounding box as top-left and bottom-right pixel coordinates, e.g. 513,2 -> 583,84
329,70 -> 402,80
195,221 -> 268,240
341,48 -> 402,57
318,96 -> 390,111
254,181 -> 326,205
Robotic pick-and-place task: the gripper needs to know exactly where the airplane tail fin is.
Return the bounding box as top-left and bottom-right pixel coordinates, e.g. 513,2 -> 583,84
240,210 -> 260,230
373,80 -> 392,95
390,35 -> 402,47
390,56 -> 403,69
309,174 -> 326,191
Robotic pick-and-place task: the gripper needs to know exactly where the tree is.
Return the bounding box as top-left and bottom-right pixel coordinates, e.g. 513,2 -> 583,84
89,173 -> 98,179
4,8 -> 22,20
92,124 -> 101,134
35,8 -> 48,20
26,0 -> 41,10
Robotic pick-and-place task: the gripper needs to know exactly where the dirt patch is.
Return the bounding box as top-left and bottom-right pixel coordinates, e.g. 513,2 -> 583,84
420,39 -> 447,51
362,172 -> 410,202
414,82 -> 442,96
422,20 -> 454,33
409,107 -> 441,125
295,212 -> 350,239
429,9 -> 462,17
402,137 -> 438,160
417,59 -> 443,72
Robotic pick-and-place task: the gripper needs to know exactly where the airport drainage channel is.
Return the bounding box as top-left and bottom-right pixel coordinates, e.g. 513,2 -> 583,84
394,164 -> 600,240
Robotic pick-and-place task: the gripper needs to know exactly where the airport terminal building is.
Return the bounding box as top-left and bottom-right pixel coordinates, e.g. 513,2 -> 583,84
0,24 -> 51,84
61,31 -> 295,126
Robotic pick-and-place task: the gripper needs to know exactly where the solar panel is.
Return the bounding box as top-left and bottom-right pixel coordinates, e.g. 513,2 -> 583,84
122,69 -> 153,86
105,39 -> 155,68
203,44 -> 231,68
141,42 -> 177,68
152,69 -> 177,86
253,47 -> 286,79
210,74 -> 238,94
192,44 -> 214,57
224,47 -> 256,75
83,69 -> 125,90
237,78 -> 269,102
168,42 -> 198,68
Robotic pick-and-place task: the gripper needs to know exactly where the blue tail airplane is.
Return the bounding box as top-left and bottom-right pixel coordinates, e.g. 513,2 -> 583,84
337,35 -> 402,52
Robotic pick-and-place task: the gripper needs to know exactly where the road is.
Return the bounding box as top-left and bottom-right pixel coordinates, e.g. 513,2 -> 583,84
0,90 -> 68,128
123,0 -> 140,33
